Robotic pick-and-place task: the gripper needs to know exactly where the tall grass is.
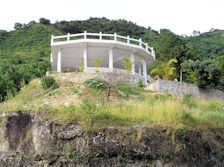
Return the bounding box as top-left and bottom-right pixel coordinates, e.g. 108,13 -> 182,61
42,94 -> 223,129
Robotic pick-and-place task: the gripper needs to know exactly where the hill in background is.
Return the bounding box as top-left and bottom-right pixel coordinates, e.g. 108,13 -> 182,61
187,29 -> 224,59
0,17 -> 224,101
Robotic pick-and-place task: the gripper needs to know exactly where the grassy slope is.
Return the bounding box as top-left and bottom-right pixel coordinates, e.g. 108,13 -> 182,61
1,78 -> 224,132
187,30 -> 224,59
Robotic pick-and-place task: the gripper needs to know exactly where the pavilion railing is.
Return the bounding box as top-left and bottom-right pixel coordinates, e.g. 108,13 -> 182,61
51,31 -> 155,59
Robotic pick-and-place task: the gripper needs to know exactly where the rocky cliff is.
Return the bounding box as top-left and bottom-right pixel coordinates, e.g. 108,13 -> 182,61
0,111 -> 223,167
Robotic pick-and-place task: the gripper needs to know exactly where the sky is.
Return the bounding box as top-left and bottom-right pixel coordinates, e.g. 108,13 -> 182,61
1,0 -> 224,35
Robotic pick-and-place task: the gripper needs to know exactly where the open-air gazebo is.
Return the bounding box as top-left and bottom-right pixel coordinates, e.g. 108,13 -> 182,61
50,31 -> 155,85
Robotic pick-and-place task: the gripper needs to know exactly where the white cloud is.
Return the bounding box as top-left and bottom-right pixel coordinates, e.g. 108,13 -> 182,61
0,0 -> 223,35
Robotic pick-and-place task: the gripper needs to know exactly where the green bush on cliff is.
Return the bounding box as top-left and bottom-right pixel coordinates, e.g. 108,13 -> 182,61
83,78 -> 107,91
41,76 -> 58,90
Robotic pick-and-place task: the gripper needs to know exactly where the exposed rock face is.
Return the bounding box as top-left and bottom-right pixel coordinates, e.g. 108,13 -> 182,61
0,111 -> 223,167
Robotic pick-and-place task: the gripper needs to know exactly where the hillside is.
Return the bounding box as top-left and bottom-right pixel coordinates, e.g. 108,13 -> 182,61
0,23 -> 62,69
1,77 -> 224,129
0,17 -> 224,101
0,77 -> 223,166
187,29 -> 224,59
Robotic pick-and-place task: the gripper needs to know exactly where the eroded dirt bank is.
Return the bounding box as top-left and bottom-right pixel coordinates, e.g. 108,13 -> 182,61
0,111 -> 223,167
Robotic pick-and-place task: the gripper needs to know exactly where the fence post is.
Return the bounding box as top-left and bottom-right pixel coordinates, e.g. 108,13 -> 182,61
51,35 -> 54,44
146,43 -> 148,51
67,33 -> 70,41
114,32 -> 117,41
84,31 -> 87,39
127,35 -> 130,44
99,31 -> 102,40
139,38 -> 142,47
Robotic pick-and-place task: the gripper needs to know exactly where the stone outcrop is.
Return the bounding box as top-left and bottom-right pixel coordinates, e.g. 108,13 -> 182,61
0,111 -> 223,167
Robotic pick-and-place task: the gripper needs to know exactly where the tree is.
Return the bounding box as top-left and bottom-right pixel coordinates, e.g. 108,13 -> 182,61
216,55 -> 224,71
27,20 -> 36,27
14,23 -> 23,29
147,59 -> 163,75
181,59 -> 222,88
150,58 -> 177,80
156,29 -> 200,78
39,18 -> 51,25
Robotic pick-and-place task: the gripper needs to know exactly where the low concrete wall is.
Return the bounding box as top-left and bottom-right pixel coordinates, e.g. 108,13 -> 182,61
47,72 -> 145,87
146,79 -> 224,100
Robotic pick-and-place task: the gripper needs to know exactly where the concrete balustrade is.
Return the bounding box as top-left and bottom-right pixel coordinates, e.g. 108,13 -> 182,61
50,32 -> 155,86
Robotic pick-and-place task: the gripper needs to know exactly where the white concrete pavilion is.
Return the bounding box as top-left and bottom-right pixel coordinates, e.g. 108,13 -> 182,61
50,31 -> 155,85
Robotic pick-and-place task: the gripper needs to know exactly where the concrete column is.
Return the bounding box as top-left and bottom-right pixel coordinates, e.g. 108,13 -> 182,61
109,48 -> 113,72
57,49 -> 62,73
142,59 -> 147,85
50,52 -> 53,62
138,64 -> 142,75
83,47 -> 87,72
131,53 -> 135,75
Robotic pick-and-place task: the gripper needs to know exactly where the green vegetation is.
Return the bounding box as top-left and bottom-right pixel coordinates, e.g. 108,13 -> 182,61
64,143 -> 75,161
83,77 -> 107,91
150,58 -> 177,80
72,88 -> 79,94
93,59 -> 103,72
181,59 -> 222,88
123,57 -> 133,74
182,94 -> 197,108
176,124 -> 186,135
0,22 -> 61,101
115,82 -> 140,97
187,29 -> 224,59
0,79 -> 223,132
0,17 -> 224,101
41,76 -> 59,90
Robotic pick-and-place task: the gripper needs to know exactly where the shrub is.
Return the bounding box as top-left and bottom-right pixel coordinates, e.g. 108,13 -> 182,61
41,76 -> 58,89
83,78 -> 107,91
176,124 -> 186,135
51,82 -> 59,90
123,57 -> 133,74
72,88 -> 79,94
94,59 -> 103,72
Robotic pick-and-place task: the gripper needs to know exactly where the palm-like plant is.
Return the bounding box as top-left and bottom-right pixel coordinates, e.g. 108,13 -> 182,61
150,58 -> 177,80
123,57 -> 133,74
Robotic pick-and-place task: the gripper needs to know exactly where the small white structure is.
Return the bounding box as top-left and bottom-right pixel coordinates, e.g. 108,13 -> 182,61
50,31 -> 155,85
